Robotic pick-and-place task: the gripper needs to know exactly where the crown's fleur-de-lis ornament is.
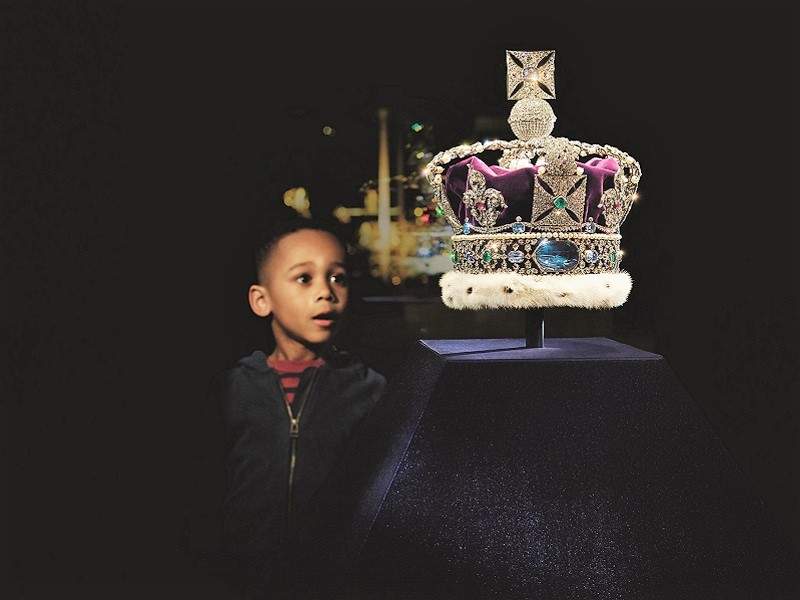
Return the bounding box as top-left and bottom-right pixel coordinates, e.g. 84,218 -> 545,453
462,167 -> 508,228
426,50 -> 641,310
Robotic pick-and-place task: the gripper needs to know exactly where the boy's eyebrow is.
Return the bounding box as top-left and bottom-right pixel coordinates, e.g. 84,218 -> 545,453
287,260 -> 347,272
287,261 -> 313,272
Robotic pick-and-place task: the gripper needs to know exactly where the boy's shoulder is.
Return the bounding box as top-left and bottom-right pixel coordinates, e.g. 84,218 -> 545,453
208,349 -> 269,388
326,346 -> 387,381
323,347 -> 387,393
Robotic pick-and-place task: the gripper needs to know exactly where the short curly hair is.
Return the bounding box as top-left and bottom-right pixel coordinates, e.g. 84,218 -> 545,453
253,217 -> 344,284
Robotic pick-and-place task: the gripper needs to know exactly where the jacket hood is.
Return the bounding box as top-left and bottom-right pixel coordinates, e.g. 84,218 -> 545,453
237,347 -> 367,376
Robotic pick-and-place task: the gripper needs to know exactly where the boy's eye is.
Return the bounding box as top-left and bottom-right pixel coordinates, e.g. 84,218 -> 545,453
296,274 -> 311,284
331,273 -> 348,286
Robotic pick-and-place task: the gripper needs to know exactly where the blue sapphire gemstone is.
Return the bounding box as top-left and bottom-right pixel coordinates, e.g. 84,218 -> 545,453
507,250 -> 525,264
534,239 -> 579,272
462,222 -> 472,234
512,221 -> 526,234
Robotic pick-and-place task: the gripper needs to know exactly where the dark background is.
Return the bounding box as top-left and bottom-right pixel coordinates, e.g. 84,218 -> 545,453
3,1 -> 797,596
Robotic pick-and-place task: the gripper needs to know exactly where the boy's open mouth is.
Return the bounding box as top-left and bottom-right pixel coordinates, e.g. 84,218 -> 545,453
312,311 -> 338,327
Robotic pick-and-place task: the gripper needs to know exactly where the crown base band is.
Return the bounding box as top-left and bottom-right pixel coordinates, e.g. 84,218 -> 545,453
450,233 -> 622,276
440,271 -> 632,310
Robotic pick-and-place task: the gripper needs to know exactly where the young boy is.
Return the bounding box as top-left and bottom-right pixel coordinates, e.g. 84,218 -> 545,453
210,218 -> 386,597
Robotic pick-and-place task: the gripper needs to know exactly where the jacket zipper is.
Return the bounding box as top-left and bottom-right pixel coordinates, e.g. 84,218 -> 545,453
283,367 -> 320,534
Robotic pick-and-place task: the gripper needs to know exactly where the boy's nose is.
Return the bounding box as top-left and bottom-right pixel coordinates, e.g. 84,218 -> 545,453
317,284 -> 336,302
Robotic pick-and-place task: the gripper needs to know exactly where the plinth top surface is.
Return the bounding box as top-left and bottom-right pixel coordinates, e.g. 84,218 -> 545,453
419,337 -> 662,362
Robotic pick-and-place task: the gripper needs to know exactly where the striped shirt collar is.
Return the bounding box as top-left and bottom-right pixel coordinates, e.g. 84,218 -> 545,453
266,355 -> 326,372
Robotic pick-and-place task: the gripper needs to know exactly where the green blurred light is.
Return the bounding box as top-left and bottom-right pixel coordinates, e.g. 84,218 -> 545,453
410,122 -> 424,133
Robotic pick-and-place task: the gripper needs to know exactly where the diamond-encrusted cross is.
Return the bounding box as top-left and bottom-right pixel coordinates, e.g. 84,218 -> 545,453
532,175 -> 586,228
506,50 -> 556,101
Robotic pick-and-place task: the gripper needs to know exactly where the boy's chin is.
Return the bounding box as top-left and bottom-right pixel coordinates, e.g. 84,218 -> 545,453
302,328 -> 335,346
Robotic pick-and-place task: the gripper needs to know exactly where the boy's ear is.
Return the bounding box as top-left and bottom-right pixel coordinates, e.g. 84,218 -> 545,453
248,283 -> 272,318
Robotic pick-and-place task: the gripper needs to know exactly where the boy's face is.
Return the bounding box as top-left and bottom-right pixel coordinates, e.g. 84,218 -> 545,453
253,229 -> 349,348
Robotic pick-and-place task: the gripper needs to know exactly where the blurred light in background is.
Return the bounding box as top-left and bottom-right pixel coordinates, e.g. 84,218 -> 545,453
283,187 -> 311,217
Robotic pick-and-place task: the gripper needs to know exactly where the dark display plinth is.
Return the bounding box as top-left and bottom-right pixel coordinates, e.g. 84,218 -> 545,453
297,338 -> 796,599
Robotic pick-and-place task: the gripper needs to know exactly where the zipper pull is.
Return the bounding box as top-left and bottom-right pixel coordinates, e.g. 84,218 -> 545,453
289,418 -> 299,438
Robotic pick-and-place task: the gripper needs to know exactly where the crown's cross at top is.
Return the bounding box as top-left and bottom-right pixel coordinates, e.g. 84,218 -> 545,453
506,50 -> 556,101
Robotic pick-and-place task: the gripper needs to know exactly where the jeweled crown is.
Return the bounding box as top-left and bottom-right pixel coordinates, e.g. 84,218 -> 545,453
427,50 -> 642,310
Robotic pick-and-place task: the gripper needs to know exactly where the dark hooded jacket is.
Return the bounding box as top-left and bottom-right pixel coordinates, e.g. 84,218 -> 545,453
194,347 -> 385,597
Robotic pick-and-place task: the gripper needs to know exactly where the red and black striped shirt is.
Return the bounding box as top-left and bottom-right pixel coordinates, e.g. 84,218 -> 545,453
266,355 -> 325,408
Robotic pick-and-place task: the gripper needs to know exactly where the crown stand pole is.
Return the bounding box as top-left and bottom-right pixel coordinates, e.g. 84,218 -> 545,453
525,309 -> 545,348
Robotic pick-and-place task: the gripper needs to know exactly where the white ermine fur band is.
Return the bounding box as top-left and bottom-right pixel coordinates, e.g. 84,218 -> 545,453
440,270 -> 632,310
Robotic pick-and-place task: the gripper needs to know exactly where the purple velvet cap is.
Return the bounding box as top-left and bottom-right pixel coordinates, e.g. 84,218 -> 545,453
444,155 -> 619,226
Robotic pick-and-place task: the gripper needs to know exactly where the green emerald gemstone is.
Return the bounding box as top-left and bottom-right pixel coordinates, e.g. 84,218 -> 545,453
610,250 -> 618,265
482,250 -> 493,263
449,250 -> 458,263
553,196 -> 567,209
435,205 -> 445,217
